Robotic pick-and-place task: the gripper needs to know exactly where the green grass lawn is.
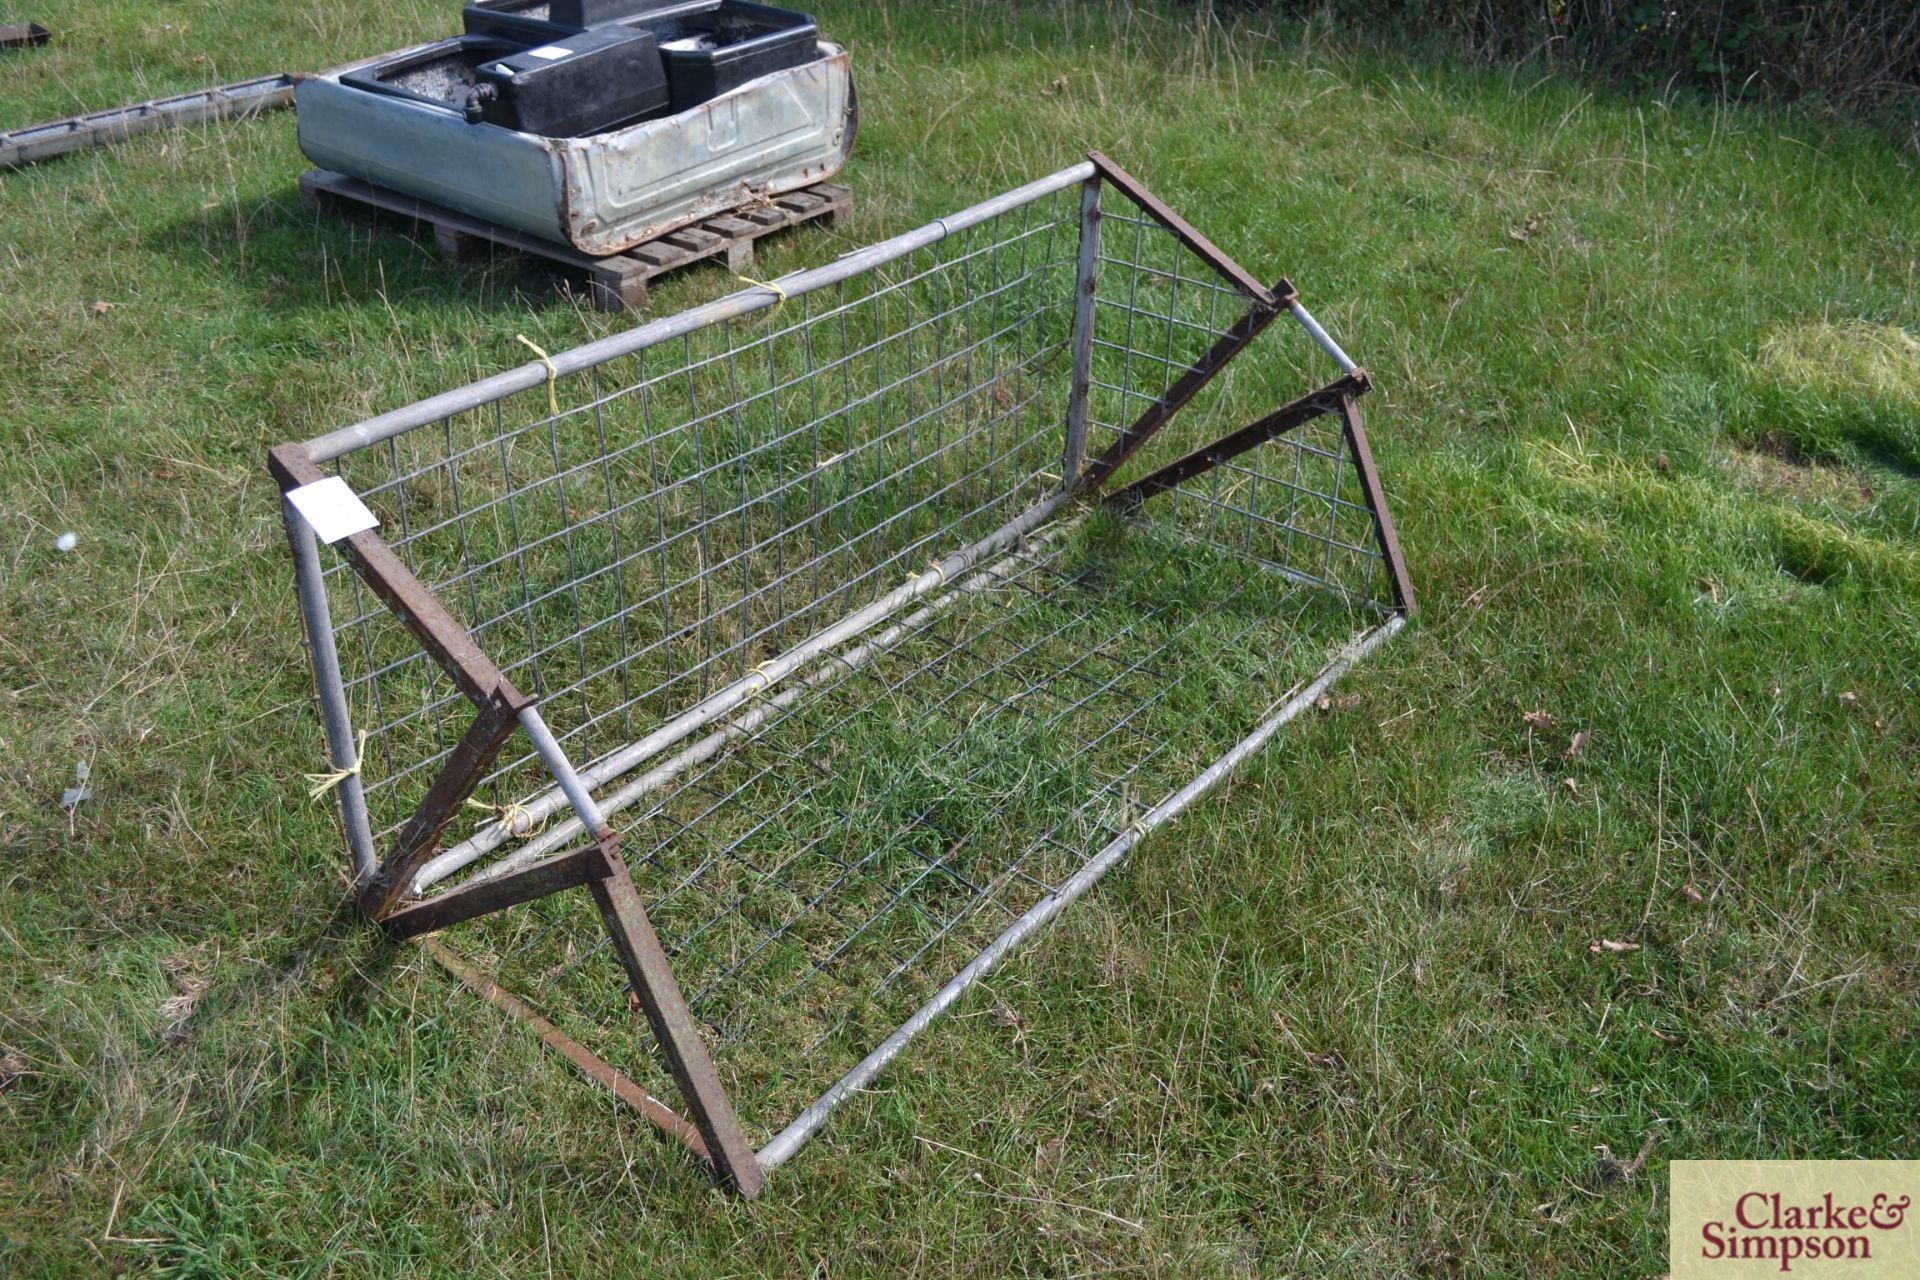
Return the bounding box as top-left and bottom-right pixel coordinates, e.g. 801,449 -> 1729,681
3,1 -> 1917,1275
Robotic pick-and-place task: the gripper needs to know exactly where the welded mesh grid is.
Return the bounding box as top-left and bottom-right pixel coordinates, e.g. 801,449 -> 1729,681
442,509 -> 1376,1141
1153,409 -> 1389,609
1083,209 -> 1379,600
316,188 -> 1080,842
287,165 -> 1402,1152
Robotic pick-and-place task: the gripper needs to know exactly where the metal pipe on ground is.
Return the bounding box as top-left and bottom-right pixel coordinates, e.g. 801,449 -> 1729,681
0,38 -> 453,173
0,73 -> 297,171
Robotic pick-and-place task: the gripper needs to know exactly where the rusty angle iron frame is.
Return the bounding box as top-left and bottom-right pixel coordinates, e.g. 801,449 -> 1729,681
270,151 -> 1412,1195
269,440 -> 767,1195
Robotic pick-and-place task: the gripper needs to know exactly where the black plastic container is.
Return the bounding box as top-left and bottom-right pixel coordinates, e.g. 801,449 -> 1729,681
340,35 -> 520,115
551,0 -> 682,26
462,0 -> 817,112
462,0 -> 709,43
652,2 -> 818,111
339,29 -> 670,137
474,26 -> 669,136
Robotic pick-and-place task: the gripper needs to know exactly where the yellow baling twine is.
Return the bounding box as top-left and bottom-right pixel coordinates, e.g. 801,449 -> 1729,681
305,729 -> 366,801
742,659 -> 783,697
516,334 -> 560,418
908,561 -> 951,591
466,797 -> 542,837
733,274 -> 788,323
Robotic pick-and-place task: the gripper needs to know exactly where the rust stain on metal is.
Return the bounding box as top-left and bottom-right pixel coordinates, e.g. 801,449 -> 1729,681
588,839 -> 767,1196
1075,287 -> 1290,494
362,679 -> 536,919
1088,150 -> 1279,307
1104,371 -> 1372,511
381,842 -> 613,940
268,442 -> 512,706
561,47 -> 855,255
1338,392 -> 1417,615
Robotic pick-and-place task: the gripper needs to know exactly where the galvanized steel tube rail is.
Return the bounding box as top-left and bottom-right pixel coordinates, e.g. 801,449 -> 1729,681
1289,301 -> 1358,374
285,502 -> 379,883
516,706 -> 606,834
299,160 -> 1099,464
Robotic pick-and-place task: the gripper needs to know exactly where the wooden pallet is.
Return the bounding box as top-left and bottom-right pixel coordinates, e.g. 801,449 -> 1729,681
298,169 -> 852,312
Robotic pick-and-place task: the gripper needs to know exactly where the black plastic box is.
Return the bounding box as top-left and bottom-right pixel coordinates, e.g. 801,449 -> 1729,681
652,2 -> 818,111
463,0 -> 710,43
461,0 -> 818,113
551,0 -> 679,26
340,35 -> 521,115
474,26 -> 670,136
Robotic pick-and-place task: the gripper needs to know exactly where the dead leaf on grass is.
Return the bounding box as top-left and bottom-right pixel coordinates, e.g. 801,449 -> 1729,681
1564,729 -> 1590,759
0,1046 -> 27,1089
90,300 -> 115,316
1507,212 -> 1547,242
1679,881 -> 1704,904
156,976 -> 211,1046
1304,1049 -> 1347,1072
1589,938 -> 1640,954
155,949 -> 217,1046
991,1002 -> 1029,1063
1839,690 -> 1860,709
1522,709 -> 1554,731
1041,74 -> 1069,96
1411,958 -> 1427,987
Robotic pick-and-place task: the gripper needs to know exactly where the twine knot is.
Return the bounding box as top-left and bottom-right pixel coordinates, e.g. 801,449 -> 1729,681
516,334 -> 560,419
305,729 -> 366,801
466,797 -> 542,838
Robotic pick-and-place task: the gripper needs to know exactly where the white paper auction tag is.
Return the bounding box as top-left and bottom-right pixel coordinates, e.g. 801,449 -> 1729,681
286,476 -> 379,544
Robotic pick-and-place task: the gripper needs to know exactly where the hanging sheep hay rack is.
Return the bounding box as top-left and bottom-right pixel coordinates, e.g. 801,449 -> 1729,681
269,152 -> 1413,1195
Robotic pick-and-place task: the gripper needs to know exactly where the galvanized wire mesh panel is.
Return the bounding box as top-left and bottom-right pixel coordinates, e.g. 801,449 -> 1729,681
1082,202 -> 1379,603
277,158 -> 1409,1180
1151,404 -> 1390,610
450,513 -> 1373,1143
318,189 -> 1080,845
